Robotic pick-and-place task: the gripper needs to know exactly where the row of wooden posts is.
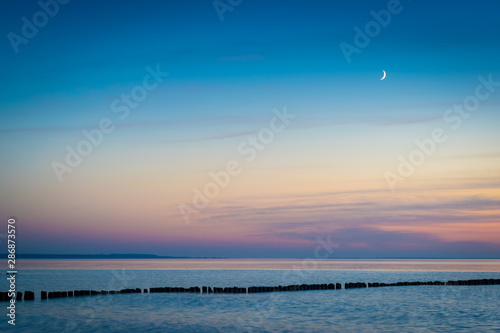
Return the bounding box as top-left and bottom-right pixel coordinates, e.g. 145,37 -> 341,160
1,278 -> 499,302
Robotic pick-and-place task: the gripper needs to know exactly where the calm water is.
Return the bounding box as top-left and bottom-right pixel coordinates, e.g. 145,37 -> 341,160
2,259 -> 500,332
16,258 -> 500,271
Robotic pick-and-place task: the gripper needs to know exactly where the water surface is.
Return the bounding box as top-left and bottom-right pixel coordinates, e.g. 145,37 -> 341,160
2,259 -> 500,332
18,258 -> 500,271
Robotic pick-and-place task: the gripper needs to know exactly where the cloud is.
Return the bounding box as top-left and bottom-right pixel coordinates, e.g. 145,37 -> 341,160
378,115 -> 442,126
183,189 -> 500,253
161,130 -> 256,143
439,153 -> 500,160
264,227 -> 500,258
396,196 -> 500,212
0,115 -> 262,135
203,192 -> 500,223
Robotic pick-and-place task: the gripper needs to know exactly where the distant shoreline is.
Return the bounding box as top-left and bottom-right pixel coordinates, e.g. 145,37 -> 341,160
2,254 -> 219,259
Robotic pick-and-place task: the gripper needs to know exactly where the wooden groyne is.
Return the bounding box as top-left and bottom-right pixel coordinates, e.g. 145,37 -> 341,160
150,287 -> 201,293
1,278 -> 499,301
1,291 -> 34,301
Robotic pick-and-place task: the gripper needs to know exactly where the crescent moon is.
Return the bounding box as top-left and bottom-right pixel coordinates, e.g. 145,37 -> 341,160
381,70 -> 386,80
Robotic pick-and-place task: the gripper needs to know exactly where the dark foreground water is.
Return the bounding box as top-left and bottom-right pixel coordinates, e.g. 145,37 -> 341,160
1,260 -> 500,332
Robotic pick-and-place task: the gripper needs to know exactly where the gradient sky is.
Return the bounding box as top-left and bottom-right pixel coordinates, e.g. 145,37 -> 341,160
1,0 -> 500,258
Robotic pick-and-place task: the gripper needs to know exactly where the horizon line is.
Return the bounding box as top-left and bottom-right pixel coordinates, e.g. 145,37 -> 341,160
5,254 -> 500,260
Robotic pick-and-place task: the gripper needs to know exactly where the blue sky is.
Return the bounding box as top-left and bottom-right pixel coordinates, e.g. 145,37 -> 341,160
1,0 -> 500,257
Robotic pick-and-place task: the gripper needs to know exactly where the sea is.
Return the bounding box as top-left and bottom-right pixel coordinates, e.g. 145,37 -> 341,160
2,259 -> 500,332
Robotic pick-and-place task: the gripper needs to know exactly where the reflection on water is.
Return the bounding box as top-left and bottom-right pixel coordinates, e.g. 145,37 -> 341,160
7,281 -> 500,332
18,258 -> 500,271
4,264 -> 500,332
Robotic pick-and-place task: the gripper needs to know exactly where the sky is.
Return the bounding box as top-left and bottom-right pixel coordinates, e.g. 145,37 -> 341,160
1,0 -> 499,258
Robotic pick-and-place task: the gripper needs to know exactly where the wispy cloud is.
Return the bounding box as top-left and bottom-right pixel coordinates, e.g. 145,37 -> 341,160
0,116 -> 262,135
438,152 -> 500,160
255,226 -> 500,258
378,115 -> 442,126
161,130 -> 256,143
